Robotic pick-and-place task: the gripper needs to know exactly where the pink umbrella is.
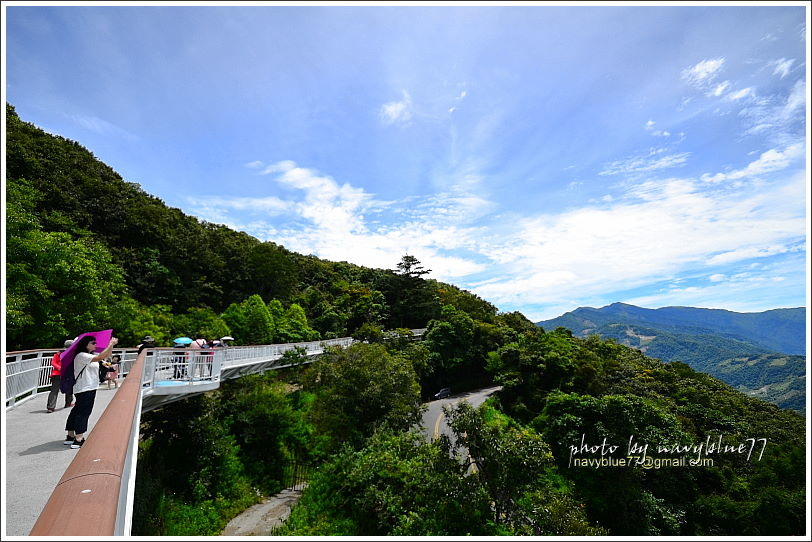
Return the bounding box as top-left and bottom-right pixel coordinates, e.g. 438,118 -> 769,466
60,329 -> 114,378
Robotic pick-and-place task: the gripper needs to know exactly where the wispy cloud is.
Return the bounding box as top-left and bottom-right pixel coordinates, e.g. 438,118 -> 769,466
189,160 -> 491,281
600,149 -> 690,176
706,243 -> 802,266
724,86 -> 754,101
379,90 -> 413,125
69,114 -> 138,141
769,58 -> 795,79
472,164 -> 806,317
623,257 -> 803,314
680,53 -> 804,151
740,78 -> 806,138
644,120 -> 670,137
681,58 -> 725,88
681,57 -> 758,105
700,143 -> 804,184
709,81 -> 730,97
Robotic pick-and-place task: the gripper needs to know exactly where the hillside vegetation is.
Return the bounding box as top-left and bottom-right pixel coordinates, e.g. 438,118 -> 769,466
6,104 -> 805,536
6,103 -> 503,356
538,303 -> 806,413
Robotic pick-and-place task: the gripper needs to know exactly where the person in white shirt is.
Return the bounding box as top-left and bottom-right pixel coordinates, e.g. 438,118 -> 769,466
63,335 -> 119,449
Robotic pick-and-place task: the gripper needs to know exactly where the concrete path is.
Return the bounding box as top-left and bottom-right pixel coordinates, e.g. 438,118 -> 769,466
221,488 -> 304,536
3,385 -> 120,537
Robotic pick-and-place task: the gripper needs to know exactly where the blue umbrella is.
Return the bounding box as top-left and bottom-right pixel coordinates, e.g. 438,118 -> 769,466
173,337 -> 193,345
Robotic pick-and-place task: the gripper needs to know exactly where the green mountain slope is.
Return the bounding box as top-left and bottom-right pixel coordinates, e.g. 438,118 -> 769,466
6,103 -> 504,353
537,303 -> 806,413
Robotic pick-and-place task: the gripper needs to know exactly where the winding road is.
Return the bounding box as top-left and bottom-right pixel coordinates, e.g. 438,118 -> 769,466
420,385 -> 502,442
221,385 -> 502,534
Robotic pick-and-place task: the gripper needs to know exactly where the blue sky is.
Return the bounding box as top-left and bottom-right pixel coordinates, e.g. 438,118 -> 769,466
4,3 -> 809,321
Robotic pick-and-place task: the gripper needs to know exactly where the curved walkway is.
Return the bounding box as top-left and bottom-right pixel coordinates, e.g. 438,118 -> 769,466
3,386 -> 120,536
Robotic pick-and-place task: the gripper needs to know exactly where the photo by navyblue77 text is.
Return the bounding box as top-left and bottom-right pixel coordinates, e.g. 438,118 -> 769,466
567,434 -> 768,469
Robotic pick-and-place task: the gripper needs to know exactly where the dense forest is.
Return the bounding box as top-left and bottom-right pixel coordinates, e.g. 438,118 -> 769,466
5,104 -> 806,536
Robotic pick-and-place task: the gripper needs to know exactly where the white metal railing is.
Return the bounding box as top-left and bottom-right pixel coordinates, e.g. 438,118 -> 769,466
6,332 -> 419,409
221,337 -> 355,368
5,348 -> 139,409
140,348 -> 223,393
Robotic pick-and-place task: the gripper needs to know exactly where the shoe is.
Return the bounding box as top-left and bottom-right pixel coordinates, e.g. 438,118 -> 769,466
63,436 -> 75,445
70,439 -> 85,449
47,408 -> 55,413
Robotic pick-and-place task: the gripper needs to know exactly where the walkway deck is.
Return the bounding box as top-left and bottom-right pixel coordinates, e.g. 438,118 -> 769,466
4,385 -> 120,536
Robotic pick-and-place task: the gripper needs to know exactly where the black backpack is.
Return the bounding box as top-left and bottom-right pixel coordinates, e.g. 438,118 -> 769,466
60,358 -> 89,394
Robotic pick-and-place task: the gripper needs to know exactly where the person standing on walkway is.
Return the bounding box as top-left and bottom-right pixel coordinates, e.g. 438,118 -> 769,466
189,334 -> 207,378
46,339 -> 75,412
64,335 -> 118,449
104,354 -> 121,388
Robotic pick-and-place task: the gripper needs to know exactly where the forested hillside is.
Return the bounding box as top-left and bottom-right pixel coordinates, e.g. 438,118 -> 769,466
6,104 -> 806,536
538,303 -> 806,413
6,103 -> 508,359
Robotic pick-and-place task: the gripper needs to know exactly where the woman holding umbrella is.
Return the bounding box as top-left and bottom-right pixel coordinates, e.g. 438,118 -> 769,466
64,334 -> 119,448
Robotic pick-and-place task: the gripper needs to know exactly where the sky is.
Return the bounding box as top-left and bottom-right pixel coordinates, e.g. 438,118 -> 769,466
3,2 -> 809,322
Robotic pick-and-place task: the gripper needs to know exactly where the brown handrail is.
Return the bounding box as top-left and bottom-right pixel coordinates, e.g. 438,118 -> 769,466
30,350 -> 145,536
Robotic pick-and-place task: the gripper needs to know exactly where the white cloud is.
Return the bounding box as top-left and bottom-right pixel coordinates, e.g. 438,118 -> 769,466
244,160 -> 264,169
740,79 -> 805,138
260,160 -> 297,175
191,153 -> 804,319
780,79 -> 806,119
681,58 -> 725,88
193,160 -> 493,283
709,81 -> 730,97
700,143 -> 804,184
470,169 -> 806,311
707,244 -> 800,266
379,90 -> 413,125
644,120 -> 670,137
600,151 -> 690,176
724,86 -> 754,101
623,260 -> 801,314
770,58 -> 795,79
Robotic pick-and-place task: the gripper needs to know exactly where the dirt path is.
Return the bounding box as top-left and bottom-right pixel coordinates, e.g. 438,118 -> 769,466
221,488 -> 303,536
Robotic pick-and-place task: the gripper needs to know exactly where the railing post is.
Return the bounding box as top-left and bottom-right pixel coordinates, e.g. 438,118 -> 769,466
211,350 -> 223,382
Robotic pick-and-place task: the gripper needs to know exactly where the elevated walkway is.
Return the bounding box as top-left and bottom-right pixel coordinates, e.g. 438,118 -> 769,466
3,329 -> 425,536
4,386 -> 120,536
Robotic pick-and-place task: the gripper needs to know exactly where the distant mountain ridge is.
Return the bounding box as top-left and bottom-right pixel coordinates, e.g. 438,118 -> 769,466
539,302 -> 806,355
537,303 -> 806,413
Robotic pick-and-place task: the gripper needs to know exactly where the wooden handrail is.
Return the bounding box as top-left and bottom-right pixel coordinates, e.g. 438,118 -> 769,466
30,350 -> 145,536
